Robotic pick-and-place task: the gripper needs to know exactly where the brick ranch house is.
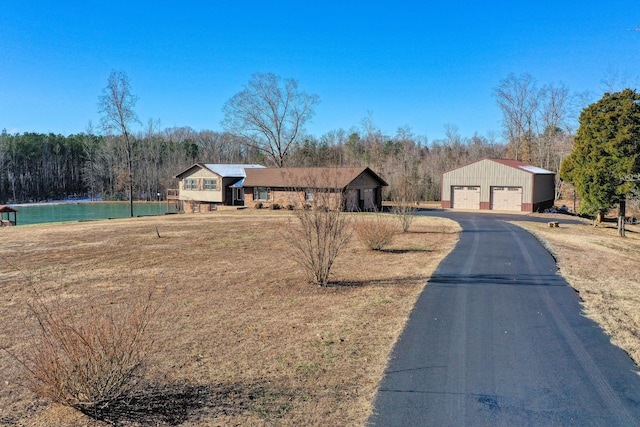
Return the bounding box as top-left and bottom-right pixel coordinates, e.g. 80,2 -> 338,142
170,163 -> 265,213
170,165 -> 388,212
242,167 -> 388,211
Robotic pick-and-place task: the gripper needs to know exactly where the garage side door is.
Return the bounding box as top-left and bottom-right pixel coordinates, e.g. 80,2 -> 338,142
491,187 -> 522,211
451,186 -> 480,209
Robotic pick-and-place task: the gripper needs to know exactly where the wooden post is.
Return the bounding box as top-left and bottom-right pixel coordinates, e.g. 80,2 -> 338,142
618,198 -> 626,238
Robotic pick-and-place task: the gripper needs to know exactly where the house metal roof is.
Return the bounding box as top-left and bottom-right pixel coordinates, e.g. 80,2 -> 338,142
243,167 -> 388,188
175,163 -> 265,179
203,164 -> 265,177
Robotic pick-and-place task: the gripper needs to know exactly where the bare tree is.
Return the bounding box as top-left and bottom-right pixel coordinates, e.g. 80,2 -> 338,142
536,82 -> 573,171
222,72 -> 320,167
98,70 -> 140,217
494,73 -> 539,162
600,66 -> 640,94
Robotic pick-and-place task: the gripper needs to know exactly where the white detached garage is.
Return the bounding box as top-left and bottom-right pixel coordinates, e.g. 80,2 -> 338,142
441,159 -> 555,212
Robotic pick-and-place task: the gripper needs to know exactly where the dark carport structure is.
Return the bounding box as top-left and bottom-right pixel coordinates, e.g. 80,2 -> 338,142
0,205 -> 18,226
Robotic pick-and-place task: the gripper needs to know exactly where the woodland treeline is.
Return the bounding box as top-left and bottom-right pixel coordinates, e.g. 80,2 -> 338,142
0,124 -> 511,204
0,72 -> 583,205
1,121 -> 570,205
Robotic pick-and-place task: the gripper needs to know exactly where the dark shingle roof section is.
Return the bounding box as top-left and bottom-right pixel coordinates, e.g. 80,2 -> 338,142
243,167 -> 388,188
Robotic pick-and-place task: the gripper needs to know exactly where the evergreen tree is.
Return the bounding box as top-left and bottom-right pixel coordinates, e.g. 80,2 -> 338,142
560,89 -> 640,236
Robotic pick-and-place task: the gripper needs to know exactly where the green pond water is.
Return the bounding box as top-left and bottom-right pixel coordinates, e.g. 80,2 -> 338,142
9,202 -> 176,226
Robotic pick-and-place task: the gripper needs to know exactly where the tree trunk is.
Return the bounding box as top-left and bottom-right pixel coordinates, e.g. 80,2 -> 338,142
594,211 -> 603,227
618,198 -> 626,238
124,131 -> 134,217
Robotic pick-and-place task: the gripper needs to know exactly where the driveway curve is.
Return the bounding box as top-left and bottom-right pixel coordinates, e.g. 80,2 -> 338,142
369,212 -> 640,426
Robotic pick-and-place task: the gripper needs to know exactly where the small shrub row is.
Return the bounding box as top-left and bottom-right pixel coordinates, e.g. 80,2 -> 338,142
254,202 -> 286,210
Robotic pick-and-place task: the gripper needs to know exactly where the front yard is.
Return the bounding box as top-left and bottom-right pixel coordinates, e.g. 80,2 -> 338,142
0,210 -> 459,426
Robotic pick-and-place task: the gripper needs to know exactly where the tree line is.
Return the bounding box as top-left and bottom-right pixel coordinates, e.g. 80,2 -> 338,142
1,70 -> 623,206
0,124 -> 506,204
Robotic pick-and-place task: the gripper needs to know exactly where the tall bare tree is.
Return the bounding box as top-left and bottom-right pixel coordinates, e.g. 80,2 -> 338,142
98,70 -> 140,217
494,73 -> 539,162
222,72 -> 320,167
537,82 -> 571,169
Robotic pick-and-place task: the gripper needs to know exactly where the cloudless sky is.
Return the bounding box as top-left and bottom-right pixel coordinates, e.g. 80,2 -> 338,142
1,1 -> 639,142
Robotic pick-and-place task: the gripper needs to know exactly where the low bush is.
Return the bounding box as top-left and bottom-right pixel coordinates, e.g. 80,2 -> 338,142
354,213 -> 397,250
254,202 -> 263,209
17,289 -> 160,416
271,203 -> 281,210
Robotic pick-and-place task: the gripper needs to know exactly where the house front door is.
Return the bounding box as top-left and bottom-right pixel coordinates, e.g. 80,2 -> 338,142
233,188 -> 244,206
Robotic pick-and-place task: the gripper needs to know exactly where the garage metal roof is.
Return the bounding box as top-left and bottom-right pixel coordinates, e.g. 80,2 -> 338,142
490,159 -> 555,175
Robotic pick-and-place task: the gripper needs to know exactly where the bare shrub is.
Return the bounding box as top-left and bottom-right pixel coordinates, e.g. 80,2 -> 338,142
284,172 -> 352,286
354,213 -> 397,250
391,203 -> 417,233
390,178 -> 419,232
16,288 -> 159,415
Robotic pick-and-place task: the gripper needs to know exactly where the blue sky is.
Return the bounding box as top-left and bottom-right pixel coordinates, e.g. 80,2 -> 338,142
1,1 -> 639,142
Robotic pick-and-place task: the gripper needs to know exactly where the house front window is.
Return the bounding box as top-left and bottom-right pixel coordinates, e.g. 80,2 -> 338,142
254,187 -> 270,201
204,178 -> 217,190
304,188 -> 314,201
185,178 -> 197,190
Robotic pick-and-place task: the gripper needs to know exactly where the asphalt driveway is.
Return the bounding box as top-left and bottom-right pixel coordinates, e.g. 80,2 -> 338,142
369,212 -> 640,426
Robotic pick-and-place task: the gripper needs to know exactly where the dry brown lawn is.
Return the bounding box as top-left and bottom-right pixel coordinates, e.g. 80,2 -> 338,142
0,209 -> 460,426
513,217 -> 640,366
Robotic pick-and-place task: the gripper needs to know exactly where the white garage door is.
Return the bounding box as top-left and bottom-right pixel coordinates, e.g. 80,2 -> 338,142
451,186 -> 480,209
491,187 -> 522,211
